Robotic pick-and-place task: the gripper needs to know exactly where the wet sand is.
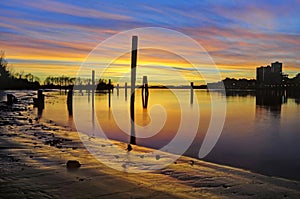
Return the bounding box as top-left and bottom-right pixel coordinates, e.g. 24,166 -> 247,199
1,95 -> 300,198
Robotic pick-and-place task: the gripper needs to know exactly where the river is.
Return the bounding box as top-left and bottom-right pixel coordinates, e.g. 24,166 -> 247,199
36,88 -> 300,181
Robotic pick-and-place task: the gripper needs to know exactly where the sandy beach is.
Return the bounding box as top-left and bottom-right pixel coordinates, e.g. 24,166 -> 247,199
1,92 -> 300,199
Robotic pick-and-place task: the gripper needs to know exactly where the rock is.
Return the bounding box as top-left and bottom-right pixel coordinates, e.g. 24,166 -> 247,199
189,160 -> 195,166
66,160 -> 81,169
156,155 -> 160,160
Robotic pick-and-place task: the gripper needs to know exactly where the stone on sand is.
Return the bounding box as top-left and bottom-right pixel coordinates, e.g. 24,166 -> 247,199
66,160 -> 81,169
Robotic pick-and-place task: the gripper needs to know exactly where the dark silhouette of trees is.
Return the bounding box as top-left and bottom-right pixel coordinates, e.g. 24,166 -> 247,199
0,51 -> 11,84
96,78 -> 113,90
42,75 -> 113,91
0,51 -> 40,90
43,76 -> 75,87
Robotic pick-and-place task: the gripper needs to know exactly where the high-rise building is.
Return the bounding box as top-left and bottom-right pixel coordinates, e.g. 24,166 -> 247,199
257,66 -> 265,83
256,61 -> 283,87
271,61 -> 282,74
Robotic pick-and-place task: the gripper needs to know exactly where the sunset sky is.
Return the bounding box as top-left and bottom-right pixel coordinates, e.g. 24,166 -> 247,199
0,0 -> 299,84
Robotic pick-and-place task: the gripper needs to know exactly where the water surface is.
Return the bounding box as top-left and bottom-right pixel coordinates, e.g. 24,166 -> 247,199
39,89 -> 300,181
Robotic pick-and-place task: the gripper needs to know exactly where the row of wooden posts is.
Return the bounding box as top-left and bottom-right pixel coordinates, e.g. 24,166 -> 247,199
65,74 -> 193,110
110,76 -> 149,108
27,36 -> 194,146
111,78 -> 194,106
6,35 -> 194,149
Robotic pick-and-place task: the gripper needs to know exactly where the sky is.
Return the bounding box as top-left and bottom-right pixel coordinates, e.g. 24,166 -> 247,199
0,0 -> 299,84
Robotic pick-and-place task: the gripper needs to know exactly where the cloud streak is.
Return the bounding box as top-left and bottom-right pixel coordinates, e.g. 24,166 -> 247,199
0,0 -> 299,83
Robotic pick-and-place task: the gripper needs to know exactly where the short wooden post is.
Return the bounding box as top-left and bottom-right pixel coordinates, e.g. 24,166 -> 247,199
7,94 -> 16,105
92,70 -> 95,95
190,82 -> 194,105
38,89 -> 44,102
33,89 -> 45,109
116,84 -> 119,96
125,82 -> 128,101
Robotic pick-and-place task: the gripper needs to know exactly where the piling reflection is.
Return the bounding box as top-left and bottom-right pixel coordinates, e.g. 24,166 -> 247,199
142,76 -> 149,109
37,103 -> 44,119
67,89 -> 73,116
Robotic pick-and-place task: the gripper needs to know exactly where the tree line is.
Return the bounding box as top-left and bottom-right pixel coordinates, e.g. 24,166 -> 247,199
0,51 -> 113,90
0,52 -> 40,89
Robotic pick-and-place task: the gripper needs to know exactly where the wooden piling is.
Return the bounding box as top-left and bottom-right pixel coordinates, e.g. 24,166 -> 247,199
91,71 -> 95,133
33,89 -> 45,109
125,82 -> 128,101
190,82 -> 194,105
92,70 -> 95,92
108,79 -> 111,108
67,88 -> 73,116
7,94 -> 16,105
116,84 -> 119,96
130,36 -> 138,145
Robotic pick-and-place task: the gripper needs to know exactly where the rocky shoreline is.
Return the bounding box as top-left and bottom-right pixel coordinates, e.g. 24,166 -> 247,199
1,92 -> 300,198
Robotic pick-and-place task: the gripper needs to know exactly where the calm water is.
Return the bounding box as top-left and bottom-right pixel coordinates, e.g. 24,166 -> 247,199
38,89 -> 300,181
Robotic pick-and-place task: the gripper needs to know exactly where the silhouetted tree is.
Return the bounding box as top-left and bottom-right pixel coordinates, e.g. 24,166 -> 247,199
0,51 -> 10,81
0,51 -> 40,89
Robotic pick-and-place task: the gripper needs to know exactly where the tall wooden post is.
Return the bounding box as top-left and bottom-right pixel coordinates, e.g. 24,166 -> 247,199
108,79 -> 111,108
125,82 -> 128,101
92,70 -> 95,93
130,36 -> 138,145
142,76 -> 149,108
92,70 -> 95,133
190,82 -> 194,105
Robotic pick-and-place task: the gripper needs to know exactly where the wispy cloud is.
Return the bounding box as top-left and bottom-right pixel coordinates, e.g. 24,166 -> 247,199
2,0 -> 133,21
0,0 -> 299,83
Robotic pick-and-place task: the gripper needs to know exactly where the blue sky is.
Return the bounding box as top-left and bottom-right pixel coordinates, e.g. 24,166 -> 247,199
0,0 -> 299,83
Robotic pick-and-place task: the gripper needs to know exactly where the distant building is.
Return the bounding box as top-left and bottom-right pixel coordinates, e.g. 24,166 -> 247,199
271,61 -> 282,73
256,61 -> 283,87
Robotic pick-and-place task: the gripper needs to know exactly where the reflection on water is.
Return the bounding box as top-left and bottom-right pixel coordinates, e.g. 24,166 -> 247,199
67,89 -> 73,116
39,89 -> 300,181
37,103 -> 44,119
256,90 -> 287,117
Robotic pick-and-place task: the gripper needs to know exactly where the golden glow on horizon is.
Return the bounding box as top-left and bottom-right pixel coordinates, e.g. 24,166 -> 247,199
3,31 -> 299,83
7,53 -> 299,83
1,0 -> 299,84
